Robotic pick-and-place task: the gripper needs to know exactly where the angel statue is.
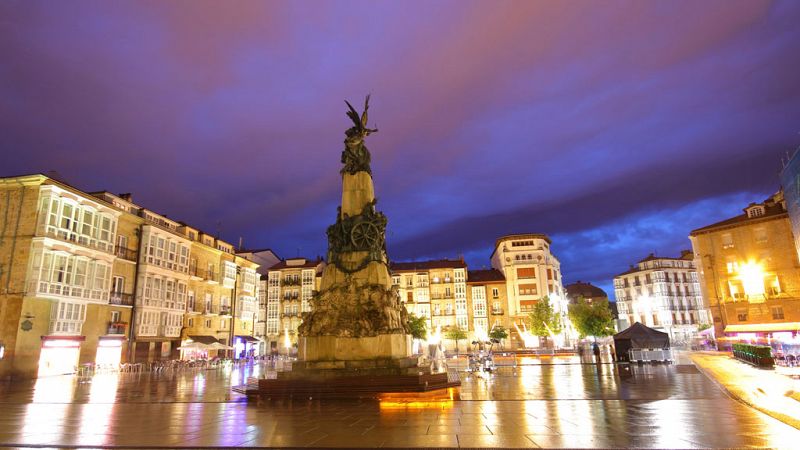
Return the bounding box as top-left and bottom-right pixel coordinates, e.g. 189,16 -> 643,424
341,95 -> 378,175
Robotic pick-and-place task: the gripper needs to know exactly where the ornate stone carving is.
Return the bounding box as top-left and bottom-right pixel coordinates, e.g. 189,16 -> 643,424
298,283 -> 410,337
326,200 -> 388,273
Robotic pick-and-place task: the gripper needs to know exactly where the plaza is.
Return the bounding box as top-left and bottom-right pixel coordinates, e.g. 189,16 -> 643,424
0,355 -> 798,449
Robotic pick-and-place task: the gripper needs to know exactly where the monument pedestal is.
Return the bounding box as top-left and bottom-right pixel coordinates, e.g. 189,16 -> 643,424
248,97 -> 460,399
300,334 -> 412,361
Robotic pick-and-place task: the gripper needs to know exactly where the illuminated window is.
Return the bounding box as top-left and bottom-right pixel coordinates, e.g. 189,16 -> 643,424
519,284 -> 537,296
771,306 -> 784,320
767,276 -> 781,296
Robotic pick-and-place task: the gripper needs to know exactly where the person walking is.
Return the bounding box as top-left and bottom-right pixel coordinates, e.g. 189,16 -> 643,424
592,342 -> 601,363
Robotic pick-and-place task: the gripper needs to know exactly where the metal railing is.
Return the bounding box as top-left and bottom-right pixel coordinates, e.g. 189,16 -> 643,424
107,322 -> 127,334
109,291 -> 134,306
115,245 -> 138,262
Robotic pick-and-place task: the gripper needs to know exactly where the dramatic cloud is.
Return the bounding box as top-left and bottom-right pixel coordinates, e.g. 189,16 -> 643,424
2,1 -> 799,295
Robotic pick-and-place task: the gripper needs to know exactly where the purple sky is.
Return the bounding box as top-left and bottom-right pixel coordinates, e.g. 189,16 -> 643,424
2,1 -> 800,298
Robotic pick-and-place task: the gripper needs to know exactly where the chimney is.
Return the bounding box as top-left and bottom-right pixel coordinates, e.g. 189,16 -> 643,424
118,193 -> 133,202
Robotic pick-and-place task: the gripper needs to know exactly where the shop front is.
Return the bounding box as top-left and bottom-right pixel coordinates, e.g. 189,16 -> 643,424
724,323 -> 800,360
179,335 -> 220,360
38,336 -> 85,377
95,336 -> 125,368
234,335 -> 260,359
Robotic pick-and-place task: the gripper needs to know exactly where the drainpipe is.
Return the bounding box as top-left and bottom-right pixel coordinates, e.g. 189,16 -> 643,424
127,224 -> 145,363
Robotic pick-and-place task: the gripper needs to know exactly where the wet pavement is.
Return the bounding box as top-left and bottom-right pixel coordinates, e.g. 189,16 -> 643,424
0,356 -> 798,448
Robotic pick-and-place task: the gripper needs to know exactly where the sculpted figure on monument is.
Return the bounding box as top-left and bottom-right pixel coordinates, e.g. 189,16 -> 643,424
341,95 -> 378,175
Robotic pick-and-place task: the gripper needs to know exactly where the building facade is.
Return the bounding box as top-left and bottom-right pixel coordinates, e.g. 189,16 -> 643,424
390,259 -> 469,333
263,258 -> 325,353
690,191 -> 800,344
489,234 -> 573,346
613,251 -> 709,343
780,147 -> 800,262
0,174 -> 260,379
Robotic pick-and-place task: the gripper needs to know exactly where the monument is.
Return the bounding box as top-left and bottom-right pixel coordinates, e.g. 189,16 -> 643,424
255,97 -> 459,397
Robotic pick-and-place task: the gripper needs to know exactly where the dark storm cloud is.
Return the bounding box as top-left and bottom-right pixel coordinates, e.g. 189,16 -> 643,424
2,0 -> 799,294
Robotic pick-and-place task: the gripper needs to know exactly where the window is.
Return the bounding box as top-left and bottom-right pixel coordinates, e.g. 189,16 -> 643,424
112,276 -> 124,293
547,269 -> 553,280
746,205 -> 765,218
110,310 -> 121,323
519,284 -> 537,296
517,268 -> 536,279
737,309 -> 748,322
188,291 -> 195,311
205,319 -> 211,328
772,307 -> 785,320
492,288 -> 499,299
754,227 -> 768,244
721,233 -> 734,249
220,319 -> 227,329
188,318 -> 194,327
204,293 -> 212,313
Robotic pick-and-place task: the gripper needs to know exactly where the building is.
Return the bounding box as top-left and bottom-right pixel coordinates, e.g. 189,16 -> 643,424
613,251 -> 709,343
390,259 -> 469,333
490,234 -> 573,346
690,191 -> 800,344
0,174 -> 260,379
263,257 -> 325,353
237,248 -> 280,354
466,269 -> 509,336
780,147 -> 800,262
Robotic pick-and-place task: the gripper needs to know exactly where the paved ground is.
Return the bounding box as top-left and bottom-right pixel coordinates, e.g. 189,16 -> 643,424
691,351 -> 800,429
0,355 -> 798,449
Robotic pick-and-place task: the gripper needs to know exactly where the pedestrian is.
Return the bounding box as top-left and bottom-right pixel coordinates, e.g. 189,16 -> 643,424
610,344 -> 617,362
592,342 -> 601,363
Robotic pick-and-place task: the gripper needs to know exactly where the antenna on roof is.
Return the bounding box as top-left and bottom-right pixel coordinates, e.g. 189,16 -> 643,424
216,221 -> 222,239
238,237 -> 243,251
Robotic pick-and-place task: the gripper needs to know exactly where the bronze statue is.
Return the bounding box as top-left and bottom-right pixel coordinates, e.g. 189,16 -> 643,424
341,95 -> 377,175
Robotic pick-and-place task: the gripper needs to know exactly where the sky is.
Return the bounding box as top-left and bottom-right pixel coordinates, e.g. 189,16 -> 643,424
2,0 -> 800,299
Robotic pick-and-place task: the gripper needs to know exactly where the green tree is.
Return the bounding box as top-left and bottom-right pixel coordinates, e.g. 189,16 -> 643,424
528,296 -> 563,347
407,313 -> 428,341
488,325 -> 509,349
567,296 -> 615,340
697,323 -> 711,332
444,326 -> 468,354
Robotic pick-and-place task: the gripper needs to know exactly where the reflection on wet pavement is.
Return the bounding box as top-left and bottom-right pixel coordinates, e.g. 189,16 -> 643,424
0,358 -> 798,448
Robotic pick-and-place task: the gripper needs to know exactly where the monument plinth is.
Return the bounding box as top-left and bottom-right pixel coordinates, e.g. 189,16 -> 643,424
254,97 -> 459,398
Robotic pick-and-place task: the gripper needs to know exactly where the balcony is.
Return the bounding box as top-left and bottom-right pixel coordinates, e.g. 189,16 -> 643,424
115,245 -> 138,262
41,225 -> 114,254
491,308 -> 505,315
431,294 -> 454,300
281,311 -> 302,318
219,306 -> 232,316
282,278 -> 301,286
109,291 -> 134,306
432,312 -> 456,317
107,322 -> 127,335
29,280 -> 109,302
161,325 -> 181,337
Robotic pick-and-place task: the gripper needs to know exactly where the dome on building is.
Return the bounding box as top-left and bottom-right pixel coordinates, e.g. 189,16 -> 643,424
564,281 -> 608,302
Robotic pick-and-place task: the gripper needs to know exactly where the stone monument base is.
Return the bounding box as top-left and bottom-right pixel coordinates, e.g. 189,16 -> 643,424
299,334 -> 412,361
255,357 -> 460,399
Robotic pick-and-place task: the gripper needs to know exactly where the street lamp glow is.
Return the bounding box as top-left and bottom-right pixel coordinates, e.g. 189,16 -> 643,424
739,261 -> 765,297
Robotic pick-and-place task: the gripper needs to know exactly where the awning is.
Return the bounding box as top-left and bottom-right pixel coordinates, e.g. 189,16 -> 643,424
724,323 -> 800,333
187,335 -> 220,345
235,335 -> 259,343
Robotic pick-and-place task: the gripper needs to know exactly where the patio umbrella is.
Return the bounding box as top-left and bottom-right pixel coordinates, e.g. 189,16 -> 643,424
178,342 -> 208,350
208,342 -> 233,350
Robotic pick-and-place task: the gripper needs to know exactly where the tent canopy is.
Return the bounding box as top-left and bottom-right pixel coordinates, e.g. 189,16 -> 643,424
613,322 -> 670,358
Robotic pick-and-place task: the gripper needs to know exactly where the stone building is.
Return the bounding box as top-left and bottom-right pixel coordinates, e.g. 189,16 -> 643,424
466,269 -> 509,336
390,259 -> 469,333
263,257 -> 325,352
780,147 -> 800,262
690,191 -> 800,343
613,251 -> 709,343
490,234 -> 574,346
236,248 -> 280,354
0,174 -> 259,379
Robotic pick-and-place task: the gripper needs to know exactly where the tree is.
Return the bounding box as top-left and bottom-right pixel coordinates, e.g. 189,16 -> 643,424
528,296 -> 563,347
568,296 -> 615,340
488,325 -> 508,341
697,323 -> 711,333
407,313 -> 428,341
444,326 -> 468,354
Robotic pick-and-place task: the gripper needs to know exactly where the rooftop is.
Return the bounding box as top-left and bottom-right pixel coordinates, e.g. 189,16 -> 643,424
467,269 -> 506,283
690,191 -> 787,235
389,258 -> 466,272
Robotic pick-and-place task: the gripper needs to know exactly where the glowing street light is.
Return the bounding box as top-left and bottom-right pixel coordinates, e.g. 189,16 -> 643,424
738,261 -> 765,297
